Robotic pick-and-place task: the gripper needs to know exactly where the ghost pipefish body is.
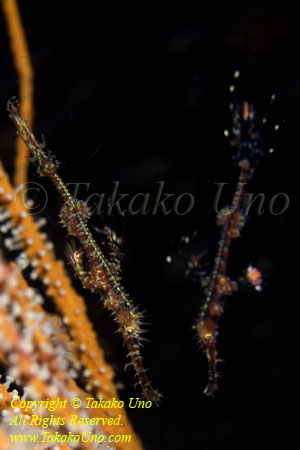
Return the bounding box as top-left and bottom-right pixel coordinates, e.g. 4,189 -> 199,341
7,98 -> 161,403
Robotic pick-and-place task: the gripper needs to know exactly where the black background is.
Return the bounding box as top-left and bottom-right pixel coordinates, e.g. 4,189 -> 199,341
0,1 -> 296,449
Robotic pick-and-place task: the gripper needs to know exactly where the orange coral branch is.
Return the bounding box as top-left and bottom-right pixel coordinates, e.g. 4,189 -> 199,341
0,263 -> 96,450
0,162 -> 143,450
0,161 -> 115,395
1,0 -> 34,188
0,4 -> 143,447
